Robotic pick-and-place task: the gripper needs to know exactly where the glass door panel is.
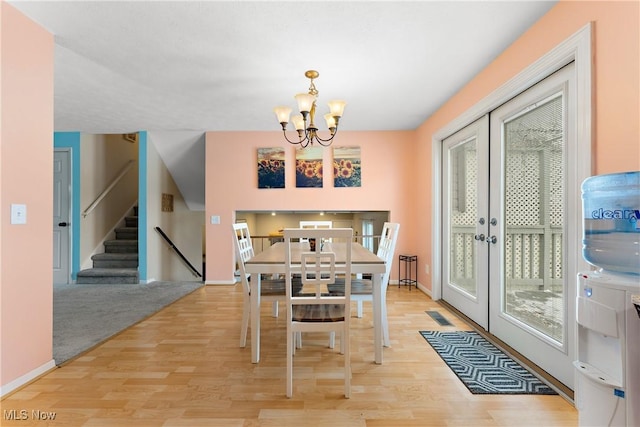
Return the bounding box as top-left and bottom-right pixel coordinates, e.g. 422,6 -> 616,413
489,64 -> 575,387
502,93 -> 564,342
442,116 -> 489,329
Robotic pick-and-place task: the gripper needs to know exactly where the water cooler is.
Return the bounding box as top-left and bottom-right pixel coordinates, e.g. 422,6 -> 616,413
575,171 -> 640,427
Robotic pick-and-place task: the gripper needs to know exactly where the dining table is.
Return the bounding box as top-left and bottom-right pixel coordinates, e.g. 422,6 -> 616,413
244,241 -> 387,364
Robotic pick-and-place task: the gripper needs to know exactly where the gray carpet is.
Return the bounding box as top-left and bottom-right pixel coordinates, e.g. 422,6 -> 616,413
53,281 -> 204,365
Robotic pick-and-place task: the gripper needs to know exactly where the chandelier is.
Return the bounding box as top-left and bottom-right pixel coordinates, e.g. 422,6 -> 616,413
273,70 -> 346,148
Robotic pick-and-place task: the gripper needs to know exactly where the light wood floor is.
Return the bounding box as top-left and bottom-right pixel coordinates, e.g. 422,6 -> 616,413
1,284 -> 577,426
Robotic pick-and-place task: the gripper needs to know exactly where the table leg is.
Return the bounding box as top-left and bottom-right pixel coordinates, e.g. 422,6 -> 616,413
251,273 -> 261,363
373,272 -> 383,364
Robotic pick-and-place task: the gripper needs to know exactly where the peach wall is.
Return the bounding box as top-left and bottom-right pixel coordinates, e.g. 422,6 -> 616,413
414,0 -> 640,292
1,2 -> 55,393
205,131 -> 416,283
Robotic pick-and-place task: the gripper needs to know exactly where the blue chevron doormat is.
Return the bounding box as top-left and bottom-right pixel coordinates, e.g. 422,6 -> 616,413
419,331 -> 557,395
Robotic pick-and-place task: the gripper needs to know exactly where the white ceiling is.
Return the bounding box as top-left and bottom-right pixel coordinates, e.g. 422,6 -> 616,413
9,0 -> 557,209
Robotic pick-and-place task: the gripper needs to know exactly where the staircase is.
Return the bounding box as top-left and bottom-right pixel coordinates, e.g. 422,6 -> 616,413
76,210 -> 139,284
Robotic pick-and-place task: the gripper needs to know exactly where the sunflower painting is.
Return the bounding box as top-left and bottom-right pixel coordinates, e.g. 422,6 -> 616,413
257,147 -> 285,188
295,147 -> 323,188
333,146 -> 361,187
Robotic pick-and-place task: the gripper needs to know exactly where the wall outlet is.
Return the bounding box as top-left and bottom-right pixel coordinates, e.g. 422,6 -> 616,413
425,264 -> 430,275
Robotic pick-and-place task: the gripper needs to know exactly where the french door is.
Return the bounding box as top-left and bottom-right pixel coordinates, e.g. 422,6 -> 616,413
442,116 -> 489,329
442,63 -> 576,388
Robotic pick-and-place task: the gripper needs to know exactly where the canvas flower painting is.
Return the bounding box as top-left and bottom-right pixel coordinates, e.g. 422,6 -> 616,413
295,147 -> 323,188
333,146 -> 361,187
257,147 -> 285,189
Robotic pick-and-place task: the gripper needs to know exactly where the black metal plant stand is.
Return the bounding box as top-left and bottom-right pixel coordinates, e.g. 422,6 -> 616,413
398,254 -> 417,290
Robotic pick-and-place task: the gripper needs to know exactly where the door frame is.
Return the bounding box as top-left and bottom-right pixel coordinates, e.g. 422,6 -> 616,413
432,23 -> 593,301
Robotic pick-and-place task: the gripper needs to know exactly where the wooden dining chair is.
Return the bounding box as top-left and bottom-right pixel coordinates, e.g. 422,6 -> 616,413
329,222 -> 400,347
284,227 -> 353,398
232,223 -> 286,348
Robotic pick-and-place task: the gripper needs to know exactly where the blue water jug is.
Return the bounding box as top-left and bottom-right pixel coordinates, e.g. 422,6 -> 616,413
582,171 -> 640,275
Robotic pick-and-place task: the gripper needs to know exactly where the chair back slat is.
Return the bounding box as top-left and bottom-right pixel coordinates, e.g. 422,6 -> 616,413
377,222 -> 400,286
299,220 -> 333,230
232,223 -> 254,293
298,221 -> 333,242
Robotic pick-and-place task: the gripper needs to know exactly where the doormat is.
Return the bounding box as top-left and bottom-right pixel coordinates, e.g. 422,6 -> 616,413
419,331 -> 557,395
425,310 -> 454,326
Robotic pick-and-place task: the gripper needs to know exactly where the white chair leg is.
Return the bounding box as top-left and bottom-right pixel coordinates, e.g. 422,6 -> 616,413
343,326 -> 350,398
240,299 -> 250,348
286,329 -> 294,398
329,332 -> 335,349
382,289 -> 390,347
295,332 -> 302,350
272,300 -> 279,317
356,300 -> 363,318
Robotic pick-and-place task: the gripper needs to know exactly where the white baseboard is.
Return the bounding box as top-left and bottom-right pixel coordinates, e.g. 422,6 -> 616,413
389,280 -> 431,298
205,280 -> 236,285
417,282 -> 432,297
1,359 -> 56,398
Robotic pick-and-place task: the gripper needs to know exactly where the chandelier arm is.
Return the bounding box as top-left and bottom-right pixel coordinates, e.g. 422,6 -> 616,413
315,137 -> 335,147
310,128 -> 339,144
281,130 -> 309,146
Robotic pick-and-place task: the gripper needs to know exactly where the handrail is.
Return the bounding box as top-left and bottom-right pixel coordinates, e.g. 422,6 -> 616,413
154,227 -> 202,278
83,159 -> 136,218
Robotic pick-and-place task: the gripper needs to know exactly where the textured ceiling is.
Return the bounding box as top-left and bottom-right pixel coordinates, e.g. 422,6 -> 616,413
9,1 -> 557,210
9,0 -> 556,133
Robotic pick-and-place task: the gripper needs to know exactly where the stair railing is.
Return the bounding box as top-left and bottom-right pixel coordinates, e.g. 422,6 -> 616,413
83,159 -> 136,218
154,227 -> 202,278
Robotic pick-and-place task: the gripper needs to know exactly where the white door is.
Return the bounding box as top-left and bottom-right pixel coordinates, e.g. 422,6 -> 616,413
488,64 -> 576,387
442,116 -> 489,329
442,64 -> 577,388
53,149 -> 71,285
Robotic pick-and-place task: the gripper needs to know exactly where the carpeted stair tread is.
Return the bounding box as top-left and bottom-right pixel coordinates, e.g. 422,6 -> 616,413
76,268 -> 139,284
104,239 -> 138,254
115,227 -> 138,239
104,239 -> 138,244
92,253 -> 138,260
91,253 -> 138,268
115,226 -> 138,232
77,268 -> 138,276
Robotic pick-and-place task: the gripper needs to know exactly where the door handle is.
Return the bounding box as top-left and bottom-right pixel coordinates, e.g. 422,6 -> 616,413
487,235 -> 497,244
58,222 -> 69,227
474,234 -> 485,242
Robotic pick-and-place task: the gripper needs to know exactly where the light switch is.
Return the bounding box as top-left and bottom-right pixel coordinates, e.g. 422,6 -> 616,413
211,215 -> 220,225
11,204 -> 27,224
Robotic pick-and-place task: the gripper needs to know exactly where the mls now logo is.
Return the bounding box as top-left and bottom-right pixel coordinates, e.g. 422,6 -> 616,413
3,409 -> 57,421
